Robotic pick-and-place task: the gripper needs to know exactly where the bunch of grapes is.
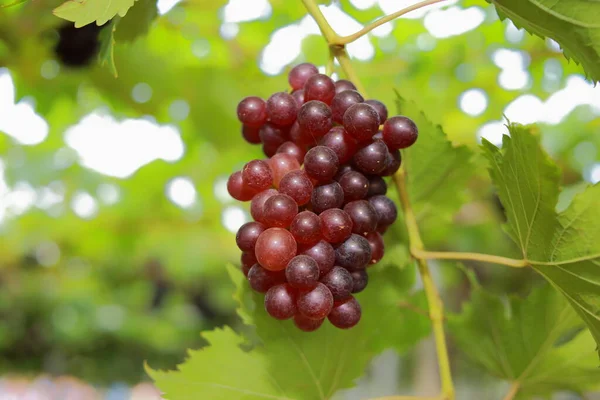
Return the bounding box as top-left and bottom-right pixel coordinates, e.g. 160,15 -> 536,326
228,63 -> 418,331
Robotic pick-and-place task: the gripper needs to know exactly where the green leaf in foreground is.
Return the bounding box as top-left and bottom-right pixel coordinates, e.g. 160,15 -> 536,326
396,93 -> 474,232
114,0 -> 158,42
449,283 -> 600,397
487,0 -> 600,82
53,0 -> 136,28
98,20 -> 118,77
482,124 -> 600,357
148,263 -> 430,399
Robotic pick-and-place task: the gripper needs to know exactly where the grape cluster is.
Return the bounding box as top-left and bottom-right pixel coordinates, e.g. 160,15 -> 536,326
228,63 -> 418,331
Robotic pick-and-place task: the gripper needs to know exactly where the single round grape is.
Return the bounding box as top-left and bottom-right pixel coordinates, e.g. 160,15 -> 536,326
289,63 -> 319,90
367,175 -> 387,196
320,266 -> 353,301
353,140 -> 390,175
365,231 -> 385,264
255,228 -> 297,271
241,251 -> 258,270
335,234 -> 372,271
237,96 -> 267,127
343,103 -> 380,141
294,314 -> 324,332
343,200 -> 378,235
297,101 -> 333,139
350,270 -> 368,293
334,164 -> 356,181
331,90 -> 364,124
260,123 -> 288,156
250,188 -> 278,223
236,221 -> 266,252
328,296 -> 361,329
381,149 -> 401,177
383,116 -> 419,149
334,79 -> 357,93
248,264 -> 286,293
365,99 -> 388,123
299,240 -> 335,276
311,181 -> 344,214
285,255 -> 320,289
319,208 -> 352,243
304,74 -> 336,104
227,171 -> 258,201
276,141 -> 306,164
304,146 -> 339,183
290,121 -> 318,147
269,153 -> 301,187
290,211 -> 322,245
242,159 -> 273,191
263,194 -> 298,228
242,125 -> 261,144
279,170 -> 313,206
368,195 -> 398,228
291,89 -> 305,107
339,171 -> 369,202
267,92 -> 298,126
319,128 -> 358,164
265,283 -> 297,320
297,282 -> 334,320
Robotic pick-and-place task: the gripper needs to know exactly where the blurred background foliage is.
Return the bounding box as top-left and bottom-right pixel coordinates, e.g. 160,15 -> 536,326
0,0 -> 598,394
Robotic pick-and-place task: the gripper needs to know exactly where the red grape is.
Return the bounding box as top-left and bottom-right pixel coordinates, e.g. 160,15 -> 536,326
291,89 -> 305,106
267,92 -> 298,126
241,251 -> 258,270
297,101 -> 333,139
285,255 -> 320,289
289,63 -> 319,90
299,240 -> 335,276
290,211 -> 322,245
382,116 -> 419,149
236,221 -> 266,252
334,79 -> 357,93
350,270 -> 368,293
338,171 -> 369,201
367,175 -> 387,196
343,200 -> 378,234
304,74 -> 336,104
279,170 -> 313,206
335,234 -> 372,271
365,231 -> 385,264
294,314 -> 324,332
263,194 -> 298,228
265,284 -> 297,320
242,125 -> 261,144
311,181 -> 344,214
328,296 -> 361,329
343,103 -> 380,141
304,146 -> 339,183
319,208 -> 352,243
248,264 -> 286,293
381,149 -> 401,177
242,159 -> 273,191
319,128 -> 358,164
331,90 -> 364,124
269,153 -> 301,188
353,140 -> 390,175
237,96 -> 267,127
368,195 -> 398,228
365,99 -> 388,123
255,228 -> 297,271
250,188 -> 278,223
227,171 -> 258,201
320,266 -> 353,301
276,141 -> 306,164
297,282 -> 334,320
260,123 -> 288,156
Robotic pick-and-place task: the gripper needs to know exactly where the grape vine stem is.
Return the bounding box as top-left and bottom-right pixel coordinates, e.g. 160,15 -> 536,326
302,1 -> 456,399
413,249 -> 528,268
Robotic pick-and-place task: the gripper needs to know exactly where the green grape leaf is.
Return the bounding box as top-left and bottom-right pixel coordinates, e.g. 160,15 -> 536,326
148,263 -> 430,399
53,0 -> 137,28
449,283 -> 600,397
396,94 -> 474,231
114,0 -> 157,42
482,124 -> 600,358
487,0 -> 600,82
98,19 -> 118,77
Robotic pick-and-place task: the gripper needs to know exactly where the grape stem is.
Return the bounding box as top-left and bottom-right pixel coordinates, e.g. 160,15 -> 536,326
413,249 -> 528,268
301,2 -> 456,399
502,382 -> 520,400
332,0 -> 449,45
